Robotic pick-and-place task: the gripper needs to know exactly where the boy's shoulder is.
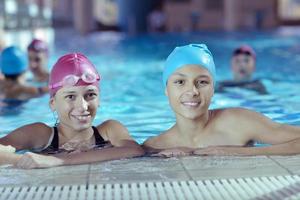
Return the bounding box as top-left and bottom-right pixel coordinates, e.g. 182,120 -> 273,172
143,130 -> 174,150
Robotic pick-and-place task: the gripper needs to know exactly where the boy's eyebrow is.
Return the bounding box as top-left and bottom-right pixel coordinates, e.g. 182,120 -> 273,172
172,72 -> 186,77
172,72 -> 210,79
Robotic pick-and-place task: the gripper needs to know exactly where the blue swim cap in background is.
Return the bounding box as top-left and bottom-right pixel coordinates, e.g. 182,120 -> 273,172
163,44 -> 216,86
0,46 -> 27,75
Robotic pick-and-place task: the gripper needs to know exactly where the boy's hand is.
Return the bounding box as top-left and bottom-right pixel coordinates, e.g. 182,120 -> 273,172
193,146 -> 240,156
152,148 -> 191,158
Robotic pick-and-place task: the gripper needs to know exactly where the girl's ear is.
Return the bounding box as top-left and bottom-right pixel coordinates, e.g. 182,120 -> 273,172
164,87 -> 168,97
49,97 -> 56,111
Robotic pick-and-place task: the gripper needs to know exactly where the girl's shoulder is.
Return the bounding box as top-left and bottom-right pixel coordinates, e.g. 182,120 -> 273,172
95,120 -> 129,142
96,119 -> 126,132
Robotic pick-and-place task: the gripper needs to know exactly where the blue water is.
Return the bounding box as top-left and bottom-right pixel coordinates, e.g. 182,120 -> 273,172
1,27 -> 300,144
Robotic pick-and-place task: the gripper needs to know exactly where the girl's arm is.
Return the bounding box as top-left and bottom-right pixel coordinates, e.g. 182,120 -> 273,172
61,120 -> 144,165
0,123 -> 51,151
15,120 -> 144,169
0,144 -> 21,166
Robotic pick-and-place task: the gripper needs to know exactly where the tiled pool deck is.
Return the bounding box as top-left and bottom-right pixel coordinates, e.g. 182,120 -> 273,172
0,155 -> 299,187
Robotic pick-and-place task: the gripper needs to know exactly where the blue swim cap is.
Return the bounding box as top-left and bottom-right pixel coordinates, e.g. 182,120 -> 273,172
163,44 -> 216,86
0,46 -> 27,75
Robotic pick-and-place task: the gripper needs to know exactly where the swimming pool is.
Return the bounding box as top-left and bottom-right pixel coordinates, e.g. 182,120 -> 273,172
1,27 -> 300,144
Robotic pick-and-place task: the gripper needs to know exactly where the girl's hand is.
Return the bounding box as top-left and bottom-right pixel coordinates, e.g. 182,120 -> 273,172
0,144 -> 16,153
15,152 -> 63,169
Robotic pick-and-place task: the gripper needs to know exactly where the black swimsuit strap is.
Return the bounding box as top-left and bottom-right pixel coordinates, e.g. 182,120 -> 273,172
92,126 -> 105,145
51,126 -> 59,151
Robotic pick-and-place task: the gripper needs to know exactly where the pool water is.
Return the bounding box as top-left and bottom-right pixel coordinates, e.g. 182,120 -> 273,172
1,27 -> 300,144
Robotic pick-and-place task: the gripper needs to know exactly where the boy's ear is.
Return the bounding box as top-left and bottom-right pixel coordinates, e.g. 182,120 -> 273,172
164,87 -> 168,97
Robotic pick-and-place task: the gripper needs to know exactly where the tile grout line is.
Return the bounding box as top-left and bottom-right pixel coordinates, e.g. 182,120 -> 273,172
179,158 -> 193,181
267,156 -> 295,175
86,164 -> 92,187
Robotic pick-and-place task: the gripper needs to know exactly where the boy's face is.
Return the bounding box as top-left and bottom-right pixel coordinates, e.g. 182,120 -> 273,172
28,51 -> 48,75
50,85 -> 99,132
165,65 -> 214,120
231,54 -> 255,81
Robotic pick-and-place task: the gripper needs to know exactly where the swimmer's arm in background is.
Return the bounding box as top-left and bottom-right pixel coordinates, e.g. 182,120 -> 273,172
13,85 -> 48,98
0,122 -> 52,151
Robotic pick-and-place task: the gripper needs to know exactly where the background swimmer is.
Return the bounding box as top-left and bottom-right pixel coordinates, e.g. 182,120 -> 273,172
217,45 -> 267,94
27,39 -> 49,82
0,53 -> 143,169
0,46 -> 48,100
143,44 -> 300,157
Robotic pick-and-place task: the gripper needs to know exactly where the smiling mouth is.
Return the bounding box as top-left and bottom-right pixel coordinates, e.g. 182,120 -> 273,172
72,114 -> 91,121
181,101 -> 201,107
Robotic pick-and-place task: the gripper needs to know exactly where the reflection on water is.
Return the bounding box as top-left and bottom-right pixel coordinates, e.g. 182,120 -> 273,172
0,99 -> 28,116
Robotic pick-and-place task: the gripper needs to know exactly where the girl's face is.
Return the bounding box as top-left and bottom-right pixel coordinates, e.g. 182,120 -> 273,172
50,85 -> 99,132
165,65 -> 214,120
28,51 -> 48,74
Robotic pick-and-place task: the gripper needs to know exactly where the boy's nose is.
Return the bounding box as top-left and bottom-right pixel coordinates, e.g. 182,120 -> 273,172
186,84 -> 200,96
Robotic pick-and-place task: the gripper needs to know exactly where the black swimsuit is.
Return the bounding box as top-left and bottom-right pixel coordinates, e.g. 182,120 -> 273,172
41,126 -> 106,154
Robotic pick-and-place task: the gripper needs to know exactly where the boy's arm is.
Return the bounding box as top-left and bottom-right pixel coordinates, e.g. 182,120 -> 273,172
142,137 -> 195,157
193,138 -> 300,156
194,108 -> 300,156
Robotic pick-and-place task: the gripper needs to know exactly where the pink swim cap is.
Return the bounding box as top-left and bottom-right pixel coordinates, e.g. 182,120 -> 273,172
233,45 -> 256,60
49,53 -> 100,97
27,39 -> 48,54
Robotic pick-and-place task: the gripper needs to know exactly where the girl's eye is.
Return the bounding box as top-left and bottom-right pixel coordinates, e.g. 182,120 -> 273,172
174,79 -> 185,85
65,95 -> 75,100
85,92 -> 97,99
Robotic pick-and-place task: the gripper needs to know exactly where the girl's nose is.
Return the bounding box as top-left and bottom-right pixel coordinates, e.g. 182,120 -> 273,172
76,97 -> 88,111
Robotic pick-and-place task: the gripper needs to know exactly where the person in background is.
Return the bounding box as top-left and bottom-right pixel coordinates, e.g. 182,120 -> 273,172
0,53 -> 144,169
0,46 -> 48,100
0,29 -> 7,81
147,1 -> 166,33
143,44 -> 300,157
27,39 -> 49,82
217,45 -> 267,94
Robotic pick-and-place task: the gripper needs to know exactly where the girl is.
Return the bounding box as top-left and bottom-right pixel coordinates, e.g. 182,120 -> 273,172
0,53 -> 144,168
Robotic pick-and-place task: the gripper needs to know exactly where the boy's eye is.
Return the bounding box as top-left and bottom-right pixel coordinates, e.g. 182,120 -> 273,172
174,79 -> 185,85
196,80 -> 209,87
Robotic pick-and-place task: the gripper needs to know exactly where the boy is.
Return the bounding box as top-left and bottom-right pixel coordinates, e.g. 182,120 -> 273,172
0,46 -> 48,100
143,44 -> 300,157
